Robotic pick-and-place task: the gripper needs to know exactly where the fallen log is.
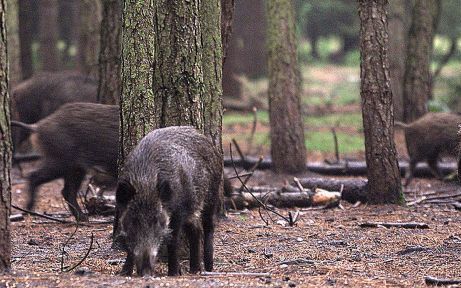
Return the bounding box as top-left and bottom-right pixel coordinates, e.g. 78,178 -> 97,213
297,178 -> 368,203
224,157 -> 457,178
225,189 -> 340,210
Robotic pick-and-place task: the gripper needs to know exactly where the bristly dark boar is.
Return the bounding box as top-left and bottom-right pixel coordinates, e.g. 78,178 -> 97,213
11,71 -> 98,154
395,112 -> 461,186
113,126 -> 222,277
11,103 -> 119,221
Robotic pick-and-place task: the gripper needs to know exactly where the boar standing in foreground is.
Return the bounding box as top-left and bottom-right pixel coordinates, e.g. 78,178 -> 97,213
395,112 -> 461,186
11,71 -> 98,154
11,103 -> 119,221
114,126 -> 222,276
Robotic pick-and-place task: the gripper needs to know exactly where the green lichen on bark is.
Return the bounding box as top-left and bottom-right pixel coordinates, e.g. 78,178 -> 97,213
0,0 -> 12,271
119,0 -> 157,162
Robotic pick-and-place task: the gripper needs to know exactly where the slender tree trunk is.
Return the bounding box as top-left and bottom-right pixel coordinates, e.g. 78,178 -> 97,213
403,0 -> 437,122
18,0 -> 33,78
6,0 -> 20,87
358,0 -> 403,204
38,0 -> 60,71
388,0 -> 407,121
221,0 -> 235,63
98,0 -> 121,104
119,0 -> 156,162
59,0 -> 80,67
0,0 -> 12,271
78,0 -> 102,78
266,0 -> 306,174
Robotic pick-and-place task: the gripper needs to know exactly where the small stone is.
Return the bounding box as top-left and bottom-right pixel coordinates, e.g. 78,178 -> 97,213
296,237 -> 303,242
283,276 -> 290,281
288,282 -> 296,287
247,248 -> 256,253
27,239 -> 39,246
280,264 -> 288,268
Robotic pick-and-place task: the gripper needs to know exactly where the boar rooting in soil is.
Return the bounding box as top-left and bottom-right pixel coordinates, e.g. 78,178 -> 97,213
114,126 -> 222,277
11,103 -> 119,221
395,112 -> 461,186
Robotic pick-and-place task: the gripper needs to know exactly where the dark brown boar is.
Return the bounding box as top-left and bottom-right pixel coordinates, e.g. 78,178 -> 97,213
395,112 -> 461,186
11,71 -> 98,154
11,103 -> 119,221
113,126 -> 222,277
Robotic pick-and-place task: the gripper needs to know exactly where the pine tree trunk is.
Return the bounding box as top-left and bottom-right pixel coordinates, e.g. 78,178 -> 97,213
358,0 -> 403,204
119,0 -> 156,161
78,0 -> 102,78
266,0 -> 306,173
0,0 -> 12,271
388,0 -> 407,121
18,0 -> 33,78
221,0 -> 234,63
38,0 -> 60,71
98,0 -> 121,104
59,0 -> 80,67
6,0 -> 21,87
403,0 -> 436,122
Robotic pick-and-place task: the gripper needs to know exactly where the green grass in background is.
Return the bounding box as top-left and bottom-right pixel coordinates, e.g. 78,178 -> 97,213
305,130 -> 364,153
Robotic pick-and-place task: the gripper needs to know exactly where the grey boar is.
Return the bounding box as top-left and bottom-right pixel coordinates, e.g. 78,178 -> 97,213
11,103 -> 118,221
11,71 -> 98,154
113,126 -> 222,276
395,112 -> 461,186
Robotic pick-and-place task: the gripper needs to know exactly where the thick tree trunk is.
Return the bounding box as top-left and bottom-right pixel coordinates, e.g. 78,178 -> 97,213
388,0 -> 407,121
221,0 -> 235,63
0,0 -> 12,271
6,0 -> 21,87
38,0 -> 60,71
18,0 -> 33,78
119,0 -> 156,161
58,0 -> 80,67
358,0 -> 403,204
98,0 -> 121,104
266,0 -> 306,173
403,0 -> 436,122
78,0 -> 102,78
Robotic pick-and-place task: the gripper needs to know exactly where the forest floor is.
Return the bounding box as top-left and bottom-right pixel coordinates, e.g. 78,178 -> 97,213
3,160 -> 461,287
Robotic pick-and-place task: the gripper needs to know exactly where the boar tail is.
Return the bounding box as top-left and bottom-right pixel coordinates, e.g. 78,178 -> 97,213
10,121 -> 37,132
394,121 -> 410,129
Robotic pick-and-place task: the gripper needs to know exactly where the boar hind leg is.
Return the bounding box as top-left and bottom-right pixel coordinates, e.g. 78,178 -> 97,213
120,252 -> 134,276
185,219 -> 202,274
167,216 -> 182,276
27,162 -> 65,211
427,155 -> 442,180
404,160 -> 417,186
202,209 -> 215,272
62,167 -> 87,222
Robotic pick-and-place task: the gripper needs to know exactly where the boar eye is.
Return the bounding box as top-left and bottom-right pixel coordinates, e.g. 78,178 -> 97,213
116,180 -> 136,205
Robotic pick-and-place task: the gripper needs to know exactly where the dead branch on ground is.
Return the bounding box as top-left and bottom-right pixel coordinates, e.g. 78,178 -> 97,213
200,271 -> 271,277
425,276 -> 461,286
360,222 -> 429,229
12,204 -> 74,224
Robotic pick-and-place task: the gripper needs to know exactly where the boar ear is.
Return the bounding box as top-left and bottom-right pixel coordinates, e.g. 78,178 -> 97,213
116,180 -> 136,205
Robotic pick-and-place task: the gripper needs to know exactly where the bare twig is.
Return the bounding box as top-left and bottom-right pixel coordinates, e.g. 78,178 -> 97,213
63,233 -> 95,272
425,276 -> 461,286
238,155 -> 264,193
231,138 -> 246,162
331,127 -> 340,163
61,225 -> 80,272
360,222 -> 429,229
230,143 -> 294,226
246,107 -> 258,154
12,204 -> 74,224
200,271 -> 271,277
227,172 -> 253,180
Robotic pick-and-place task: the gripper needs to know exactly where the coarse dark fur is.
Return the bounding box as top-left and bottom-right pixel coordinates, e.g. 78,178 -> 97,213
114,126 -> 222,277
11,103 -> 119,221
11,71 -> 98,154
395,112 -> 461,186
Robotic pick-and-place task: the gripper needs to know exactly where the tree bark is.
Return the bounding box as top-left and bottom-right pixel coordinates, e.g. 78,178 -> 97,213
388,0 -> 407,121
266,0 -> 307,173
358,0 -> 403,204
221,0 -> 235,63
58,0 -> 80,67
6,0 -> 21,87
98,0 -> 121,104
119,0 -> 156,162
78,0 -> 102,78
403,0 -> 436,122
38,0 -> 60,71
0,0 -> 12,271
18,0 -> 33,78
